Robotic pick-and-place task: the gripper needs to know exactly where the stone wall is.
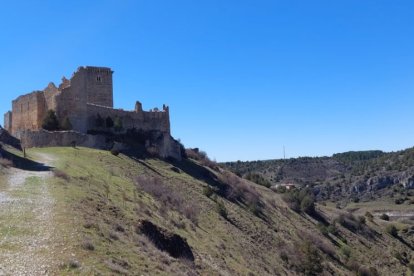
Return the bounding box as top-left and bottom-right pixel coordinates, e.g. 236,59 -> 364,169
20,130 -> 110,149
11,91 -> 46,137
4,112 -> 12,132
86,103 -> 171,134
19,129 -> 182,160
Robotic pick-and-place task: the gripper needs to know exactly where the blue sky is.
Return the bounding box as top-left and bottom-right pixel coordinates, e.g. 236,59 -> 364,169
1,1 -> 414,161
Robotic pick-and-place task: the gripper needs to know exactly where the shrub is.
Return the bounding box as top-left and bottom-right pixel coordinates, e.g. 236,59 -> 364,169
386,224 -> 398,237
185,148 -> 219,170
395,198 -> 405,205
300,195 -> 316,215
203,186 -> 214,198
358,216 -> 366,225
282,188 -> 316,215
42,110 -> 60,131
298,241 -> 323,275
114,116 -> 123,132
408,263 -> 414,273
244,173 -> 271,188
135,175 -> 200,225
110,149 -> 120,156
53,169 -> 70,181
61,117 -> 73,130
327,223 -> 338,236
218,172 -> 263,215
365,211 -> 374,221
82,240 -> 95,251
95,113 -> 105,128
340,244 -> 351,259
0,158 -> 13,168
68,259 -> 81,269
380,213 -> 390,221
216,200 -> 228,219
105,116 -> 114,128
335,213 -> 371,236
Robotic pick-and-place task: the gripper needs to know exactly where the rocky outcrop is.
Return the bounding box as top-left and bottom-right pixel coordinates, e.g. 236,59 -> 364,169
0,126 -> 21,149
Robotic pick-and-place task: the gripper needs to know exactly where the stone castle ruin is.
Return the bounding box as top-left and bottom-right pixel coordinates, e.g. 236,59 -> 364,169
3,66 -> 181,160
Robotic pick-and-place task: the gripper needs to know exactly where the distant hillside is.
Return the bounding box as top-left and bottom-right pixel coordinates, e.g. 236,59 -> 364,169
0,145 -> 413,275
223,149 -> 414,203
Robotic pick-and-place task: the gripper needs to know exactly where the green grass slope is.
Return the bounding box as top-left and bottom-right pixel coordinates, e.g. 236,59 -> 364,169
0,146 -> 413,275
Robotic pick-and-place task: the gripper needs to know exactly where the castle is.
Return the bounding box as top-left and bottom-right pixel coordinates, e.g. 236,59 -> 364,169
4,66 -> 170,137
3,66 -> 181,159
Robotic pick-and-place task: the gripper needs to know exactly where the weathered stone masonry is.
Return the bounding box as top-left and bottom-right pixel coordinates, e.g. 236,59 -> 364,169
4,66 -> 170,137
4,66 -> 181,160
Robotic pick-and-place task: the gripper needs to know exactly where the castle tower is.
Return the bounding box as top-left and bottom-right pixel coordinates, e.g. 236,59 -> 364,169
85,66 -> 114,107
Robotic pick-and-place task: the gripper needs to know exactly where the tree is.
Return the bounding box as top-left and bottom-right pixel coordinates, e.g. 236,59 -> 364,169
95,113 -> 104,128
114,116 -> 123,132
61,117 -> 72,130
42,110 -> 60,131
105,116 -> 114,128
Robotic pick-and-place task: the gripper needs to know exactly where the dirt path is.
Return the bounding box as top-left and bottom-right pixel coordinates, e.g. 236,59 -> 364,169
0,154 -> 59,276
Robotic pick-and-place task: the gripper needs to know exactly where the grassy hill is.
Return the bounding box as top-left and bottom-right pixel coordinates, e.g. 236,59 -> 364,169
0,145 -> 413,275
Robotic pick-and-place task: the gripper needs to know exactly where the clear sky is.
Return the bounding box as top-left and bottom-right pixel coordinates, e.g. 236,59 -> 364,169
1,1 -> 413,162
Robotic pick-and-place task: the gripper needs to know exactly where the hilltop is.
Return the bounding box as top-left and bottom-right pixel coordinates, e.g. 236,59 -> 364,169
0,142 -> 413,275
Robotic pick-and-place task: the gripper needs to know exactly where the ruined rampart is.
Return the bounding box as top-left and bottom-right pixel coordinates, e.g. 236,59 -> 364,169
86,104 -> 170,133
20,130 -> 110,149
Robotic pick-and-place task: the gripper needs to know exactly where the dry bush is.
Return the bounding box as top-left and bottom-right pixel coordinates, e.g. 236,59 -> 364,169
335,212 -> 375,239
218,171 -> 262,214
0,158 -> 13,168
185,148 -> 219,170
135,175 -> 200,225
53,169 -> 70,181
299,230 -> 337,260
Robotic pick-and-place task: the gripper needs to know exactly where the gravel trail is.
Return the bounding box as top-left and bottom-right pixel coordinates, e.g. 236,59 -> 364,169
0,154 -> 59,276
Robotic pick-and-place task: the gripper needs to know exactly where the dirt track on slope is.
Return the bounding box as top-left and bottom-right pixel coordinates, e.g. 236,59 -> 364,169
0,154 -> 59,276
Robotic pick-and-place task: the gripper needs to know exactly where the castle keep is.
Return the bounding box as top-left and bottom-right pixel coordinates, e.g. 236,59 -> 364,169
4,66 -> 170,137
3,66 -> 181,160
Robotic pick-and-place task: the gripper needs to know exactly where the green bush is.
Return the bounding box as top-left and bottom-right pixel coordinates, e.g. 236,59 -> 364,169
61,117 -> 73,130
282,188 -> 316,215
203,186 -> 214,198
408,263 -> 414,273
365,211 -> 374,221
380,213 -> 390,221
386,224 -> 398,237
299,242 -> 323,275
244,173 -> 271,188
114,116 -> 123,132
42,110 -> 60,131
300,195 -> 316,215
216,200 -> 228,219
340,244 -> 351,259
